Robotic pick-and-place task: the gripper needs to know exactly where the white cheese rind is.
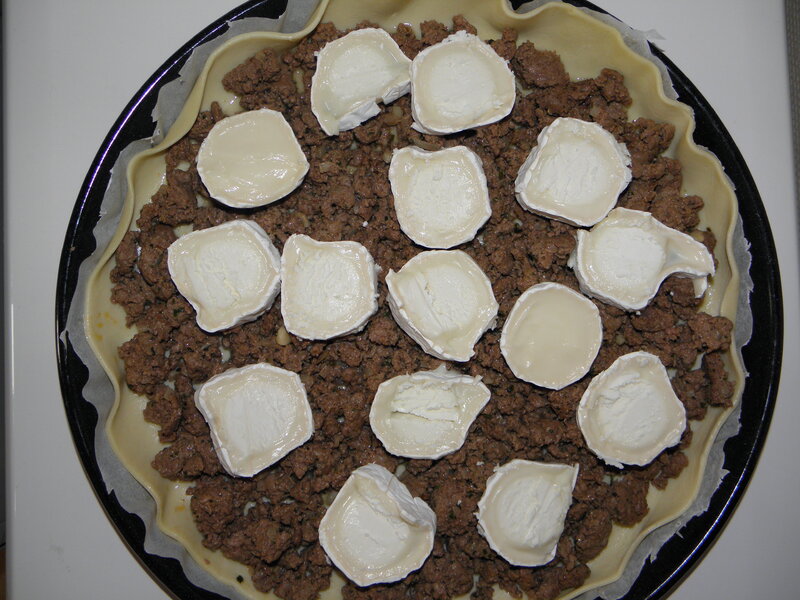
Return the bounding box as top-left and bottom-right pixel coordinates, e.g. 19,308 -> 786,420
318,463 -> 436,587
477,459 -> 578,567
410,30 -> 515,135
389,145 -> 491,248
500,282 -> 602,390
311,28 -> 412,136
514,117 -> 632,226
386,250 -> 499,362
570,207 -> 716,310
194,363 -> 313,478
577,351 -> 687,468
369,364 -> 491,459
280,234 -> 379,340
196,108 -> 309,208
167,220 -> 281,333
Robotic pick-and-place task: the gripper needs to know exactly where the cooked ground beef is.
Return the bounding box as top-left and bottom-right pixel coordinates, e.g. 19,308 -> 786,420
110,16 -> 735,600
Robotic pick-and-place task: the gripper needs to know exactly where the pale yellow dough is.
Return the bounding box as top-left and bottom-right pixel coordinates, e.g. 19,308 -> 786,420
84,1 -> 744,599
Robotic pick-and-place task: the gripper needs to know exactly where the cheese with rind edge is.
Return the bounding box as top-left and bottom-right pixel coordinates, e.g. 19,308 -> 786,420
311,28 -> 411,136
500,282 -> 602,390
389,145 -> 491,248
194,363 -> 313,478
477,459 -> 579,567
386,250 -> 498,362
167,220 -> 281,333
569,207 -> 715,310
515,117 -> 632,226
410,30 -> 515,135
318,463 -> 436,587
196,108 -> 308,208
577,351 -> 687,468
280,234 -> 379,340
369,364 -> 491,459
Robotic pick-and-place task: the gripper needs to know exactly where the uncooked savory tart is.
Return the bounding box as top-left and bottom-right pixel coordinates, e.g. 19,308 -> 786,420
84,1 -> 745,599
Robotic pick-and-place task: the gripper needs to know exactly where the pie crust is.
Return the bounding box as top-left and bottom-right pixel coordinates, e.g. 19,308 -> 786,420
83,1 -> 745,599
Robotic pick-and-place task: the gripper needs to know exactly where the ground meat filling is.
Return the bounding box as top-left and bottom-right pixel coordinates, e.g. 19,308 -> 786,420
110,17 -> 735,600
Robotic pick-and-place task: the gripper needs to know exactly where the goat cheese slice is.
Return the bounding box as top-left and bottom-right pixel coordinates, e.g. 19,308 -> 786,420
569,207 -> 715,310
311,28 -> 411,136
386,250 -> 498,362
515,117 -> 632,226
389,145 -> 491,248
370,365 -> 491,459
196,108 -> 308,208
280,234 -> 379,340
577,351 -> 687,468
167,220 -> 281,333
477,459 -> 579,567
501,282 -> 602,390
410,30 -> 515,135
318,463 -> 436,587
194,363 -> 313,478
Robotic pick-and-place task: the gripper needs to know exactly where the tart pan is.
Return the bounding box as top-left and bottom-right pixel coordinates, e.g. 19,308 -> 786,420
56,1 -> 782,599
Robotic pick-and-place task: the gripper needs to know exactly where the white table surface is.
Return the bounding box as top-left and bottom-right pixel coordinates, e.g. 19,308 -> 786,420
5,0 -> 798,598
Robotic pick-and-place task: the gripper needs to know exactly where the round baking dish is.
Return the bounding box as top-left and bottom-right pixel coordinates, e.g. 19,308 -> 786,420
56,1 -> 782,599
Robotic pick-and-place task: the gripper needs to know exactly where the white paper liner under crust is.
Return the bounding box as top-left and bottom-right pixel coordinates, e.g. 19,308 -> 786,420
60,2 -> 754,599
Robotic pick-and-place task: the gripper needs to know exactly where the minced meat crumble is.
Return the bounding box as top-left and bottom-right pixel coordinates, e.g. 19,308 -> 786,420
110,16 -> 734,600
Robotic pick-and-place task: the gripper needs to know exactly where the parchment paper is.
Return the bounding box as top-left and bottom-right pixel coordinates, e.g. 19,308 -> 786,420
62,1 -> 754,599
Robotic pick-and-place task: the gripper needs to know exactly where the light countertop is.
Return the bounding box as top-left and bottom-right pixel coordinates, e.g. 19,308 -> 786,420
5,1 -> 798,598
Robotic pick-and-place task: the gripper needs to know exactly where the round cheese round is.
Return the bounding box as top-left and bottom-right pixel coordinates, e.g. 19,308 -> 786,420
318,464 -> 436,586
500,282 -> 602,390
386,250 -> 498,362
166,220 -> 281,333
577,351 -> 687,468
477,459 -> 579,567
389,145 -> 491,248
197,108 -> 308,208
410,30 -> 515,134
515,117 -> 631,226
